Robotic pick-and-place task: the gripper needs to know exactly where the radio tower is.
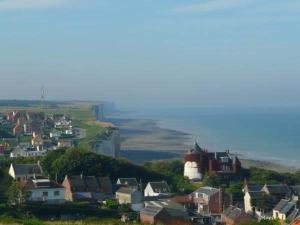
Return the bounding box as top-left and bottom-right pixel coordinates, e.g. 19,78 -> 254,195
40,85 -> 46,111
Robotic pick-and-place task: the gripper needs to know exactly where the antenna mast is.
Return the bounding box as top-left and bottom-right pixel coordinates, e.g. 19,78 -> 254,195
40,85 -> 47,111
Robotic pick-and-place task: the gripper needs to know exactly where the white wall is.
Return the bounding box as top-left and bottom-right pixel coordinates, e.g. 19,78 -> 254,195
244,192 -> 252,213
27,188 -> 65,204
184,161 -> 202,180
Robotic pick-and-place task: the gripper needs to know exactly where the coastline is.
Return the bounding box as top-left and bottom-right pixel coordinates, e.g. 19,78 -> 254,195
107,115 -> 298,173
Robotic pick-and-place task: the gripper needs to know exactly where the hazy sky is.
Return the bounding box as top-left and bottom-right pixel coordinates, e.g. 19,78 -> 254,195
0,0 -> 300,108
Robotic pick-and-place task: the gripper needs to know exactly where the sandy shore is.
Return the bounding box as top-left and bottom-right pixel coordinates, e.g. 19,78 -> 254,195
107,116 -> 298,173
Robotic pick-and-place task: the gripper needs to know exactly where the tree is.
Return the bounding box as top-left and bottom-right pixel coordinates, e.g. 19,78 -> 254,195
7,181 -> 24,206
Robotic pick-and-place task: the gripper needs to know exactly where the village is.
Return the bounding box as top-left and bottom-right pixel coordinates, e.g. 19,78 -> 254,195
0,109 -> 300,225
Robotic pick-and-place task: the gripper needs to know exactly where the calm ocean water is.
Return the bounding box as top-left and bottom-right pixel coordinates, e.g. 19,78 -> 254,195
122,107 -> 300,168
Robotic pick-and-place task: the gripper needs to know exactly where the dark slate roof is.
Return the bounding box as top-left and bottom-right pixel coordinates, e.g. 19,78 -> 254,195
84,176 -> 100,191
264,184 -> 291,195
98,177 -> 112,190
245,184 -> 264,192
146,199 -> 188,218
24,178 -> 62,190
274,199 -> 289,211
291,186 -> 300,196
68,175 -> 86,192
67,175 -> 112,193
280,201 -> 296,214
116,187 -> 138,195
248,191 -> 265,199
223,206 -> 243,220
12,163 -> 43,176
287,209 -> 300,221
192,186 -> 220,197
140,205 -> 164,217
117,178 -> 138,187
148,181 -> 171,194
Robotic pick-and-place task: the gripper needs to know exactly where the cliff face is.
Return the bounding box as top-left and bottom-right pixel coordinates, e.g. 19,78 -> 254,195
91,128 -> 121,158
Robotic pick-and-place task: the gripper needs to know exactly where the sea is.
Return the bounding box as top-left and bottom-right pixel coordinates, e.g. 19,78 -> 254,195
119,106 -> 300,168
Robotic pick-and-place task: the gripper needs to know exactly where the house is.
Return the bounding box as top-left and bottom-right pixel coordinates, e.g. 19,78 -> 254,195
62,175 -> 112,202
24,121 -> 43,135
13,123 -> 24,136
10,146 -> 47,158
26,112 -> 45,122
273,199 -> 298,220
9,163 -> 43,181
221,206 -> 254,225
287,209 -> 300,222
140,206 -> 170,224
292,217 -> 300,225
57,139 -> 73,149
144,181 -> 171,197
243,183 -> 293,218
115,187 -> 143,211
49,129 -> 62,139
52,114 -> 65,122
140,199 -> 190,225
31,132 -> 44,147
117,178 -> 139,189
24,178 -> 65,204
65,127 -> 73,135
184,142 -> 241,181
2,138 -> 18,149
173,195 -> 196,210
190,186 -> 230,215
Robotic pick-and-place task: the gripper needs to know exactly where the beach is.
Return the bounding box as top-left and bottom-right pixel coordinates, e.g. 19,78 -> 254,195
107,114 -> 298,173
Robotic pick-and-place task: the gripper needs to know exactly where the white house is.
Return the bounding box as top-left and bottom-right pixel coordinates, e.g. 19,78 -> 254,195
116,178 -> 139,189
56,139 -> 73,149
144,181 -> 171,197
9,163 -> 43,182
10,146 -> 47,158
24,178 -> 65,204
65,126 -> 73,135
49,129 -> 62,139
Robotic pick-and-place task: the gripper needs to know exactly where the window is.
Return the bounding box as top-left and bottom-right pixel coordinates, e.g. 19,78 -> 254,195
54,191 -> 60,196
42,192 -> 48,197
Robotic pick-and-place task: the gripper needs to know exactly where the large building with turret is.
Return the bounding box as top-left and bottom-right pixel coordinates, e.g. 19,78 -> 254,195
183,142 -> 241,181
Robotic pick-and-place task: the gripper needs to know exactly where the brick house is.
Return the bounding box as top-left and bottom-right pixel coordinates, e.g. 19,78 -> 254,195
140,199 -> 190,225
13,123 -> 23,136
221,206 -> 254,225
184,142 -> 241,181
190,186 -> 231,215
62,175 -> 112,202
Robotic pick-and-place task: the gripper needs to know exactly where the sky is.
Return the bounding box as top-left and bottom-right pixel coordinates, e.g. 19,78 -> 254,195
0,0 -> 300,108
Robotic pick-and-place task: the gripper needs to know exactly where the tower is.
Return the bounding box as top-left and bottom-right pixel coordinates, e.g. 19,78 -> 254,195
183,141 -> 203,181
40,85 -> 46,111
